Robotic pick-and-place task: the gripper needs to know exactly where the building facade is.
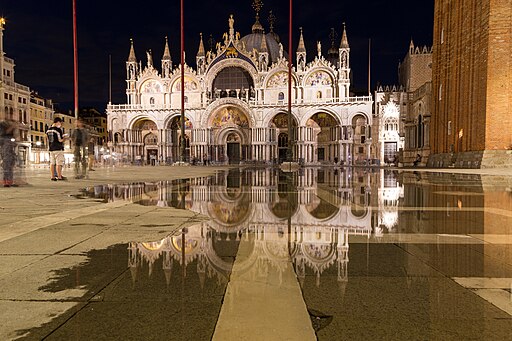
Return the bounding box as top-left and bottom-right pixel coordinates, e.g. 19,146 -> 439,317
107,14 -> 373,165
430,0 -> 512,168
29,92 -> 54,163
1,19 -> 31,164
1,19 -> 55,165
373,86 -> 407,165
374,41 -> 432,166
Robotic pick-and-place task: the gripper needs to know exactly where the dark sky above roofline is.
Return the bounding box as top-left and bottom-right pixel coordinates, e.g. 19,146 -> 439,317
1,0 -> 434,112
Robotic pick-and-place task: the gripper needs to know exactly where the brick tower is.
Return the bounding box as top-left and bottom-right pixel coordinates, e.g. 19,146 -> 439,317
430,0 -> 512,168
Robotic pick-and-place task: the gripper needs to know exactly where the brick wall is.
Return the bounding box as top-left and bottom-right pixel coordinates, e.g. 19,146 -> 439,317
431,0 -> 512,156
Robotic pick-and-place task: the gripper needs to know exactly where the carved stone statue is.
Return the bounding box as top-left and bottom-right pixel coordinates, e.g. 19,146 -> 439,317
229,14 -> 234,30
279,43 -> 284,59
317,41 -> 322,57
147,50 -> 153,67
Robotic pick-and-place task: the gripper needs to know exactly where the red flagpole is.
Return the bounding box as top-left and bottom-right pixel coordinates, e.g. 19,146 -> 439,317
180,0 -> 186,162
73,0 -> 78,119
287,0 -> 293,162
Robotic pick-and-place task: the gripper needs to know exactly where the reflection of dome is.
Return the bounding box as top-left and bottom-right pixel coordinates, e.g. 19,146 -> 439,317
241,31 -> 283,63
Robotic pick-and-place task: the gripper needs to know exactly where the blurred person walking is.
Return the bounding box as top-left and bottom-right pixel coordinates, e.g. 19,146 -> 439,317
87,137 -> 95,171
71,119 -> 89,179
46,117 -> 67,181
0,119 -> 18,187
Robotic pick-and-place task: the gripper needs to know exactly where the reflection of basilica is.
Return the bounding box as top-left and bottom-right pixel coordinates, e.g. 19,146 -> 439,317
107,2 -> 373,165
79,169 -> 406,288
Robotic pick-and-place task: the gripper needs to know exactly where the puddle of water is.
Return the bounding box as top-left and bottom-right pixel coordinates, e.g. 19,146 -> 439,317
19,168 -> 512,339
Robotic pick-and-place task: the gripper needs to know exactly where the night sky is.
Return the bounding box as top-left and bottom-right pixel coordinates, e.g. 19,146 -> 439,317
1,0 -> 434,112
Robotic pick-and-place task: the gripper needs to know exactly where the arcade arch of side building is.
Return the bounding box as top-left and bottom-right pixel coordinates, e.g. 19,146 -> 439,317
107,15 -> 373,165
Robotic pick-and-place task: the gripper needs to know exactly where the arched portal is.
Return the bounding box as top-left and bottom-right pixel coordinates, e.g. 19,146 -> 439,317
226,132 -> 241,164
270,112 -> 298,163
130,118 -> 158,165
167,116 -> 193,162
352,114 -> 370,165
144,133 -> 158,165
306,112 -> 339,163
210,105 -> 252,163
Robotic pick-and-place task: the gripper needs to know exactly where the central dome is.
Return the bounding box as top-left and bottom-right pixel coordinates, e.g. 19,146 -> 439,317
240,20 -> 285,64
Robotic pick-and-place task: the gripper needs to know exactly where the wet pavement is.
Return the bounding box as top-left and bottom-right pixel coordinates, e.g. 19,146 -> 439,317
1,166 -> 512,340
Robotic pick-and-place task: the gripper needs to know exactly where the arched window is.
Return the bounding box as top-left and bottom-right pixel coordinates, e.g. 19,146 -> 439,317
184,96 -> 188,103
317,91 -> 322,99
417,115 -> 424,148
144,133 -> 158,145
149,97 -> 155,105
278,92 -> 285,101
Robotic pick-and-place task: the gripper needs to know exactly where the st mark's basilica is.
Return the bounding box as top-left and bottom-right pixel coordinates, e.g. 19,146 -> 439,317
107,9 -> 373,165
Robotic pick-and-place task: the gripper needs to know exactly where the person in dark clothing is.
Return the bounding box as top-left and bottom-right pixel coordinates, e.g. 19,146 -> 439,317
71,119 -> 89,179
413,154 -> 422,167
46,117 -> 67,181
0,119 -> 17,187
87,137 -> 95,171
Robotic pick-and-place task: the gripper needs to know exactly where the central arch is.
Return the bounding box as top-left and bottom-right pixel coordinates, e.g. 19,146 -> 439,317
209,105 -> 253,164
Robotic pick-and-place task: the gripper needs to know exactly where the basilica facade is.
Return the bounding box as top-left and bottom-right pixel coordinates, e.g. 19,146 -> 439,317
107,14 -> 373,165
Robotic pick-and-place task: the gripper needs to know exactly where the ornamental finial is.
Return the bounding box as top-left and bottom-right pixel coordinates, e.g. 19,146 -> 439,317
252,0 -> 264,19
268,10 -> 276,32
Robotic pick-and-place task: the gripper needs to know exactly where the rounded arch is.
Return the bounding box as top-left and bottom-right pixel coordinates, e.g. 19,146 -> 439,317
266,111 -> 299,128
216,127 -> 249,145
305,198 -> 339,221
169,74 -> 201,93
203,99 -> 256,128
300,108 -> 341,127
350,112 -> 371,126
210,106 -> 251,129
138,78 -> 164,94
110,117 -> 119,132
129,116 -> 158,130
264,69 -> 299,88
207,196 -> 252,228
351,204 -> 368,219
302,68 -> 336,87
205,59 -> 259,91
164,113 -> 195,130
263,109 -> 299,128
144,132 -> 158,145
212,66 -> 255,93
